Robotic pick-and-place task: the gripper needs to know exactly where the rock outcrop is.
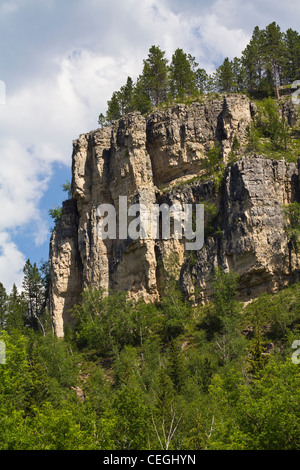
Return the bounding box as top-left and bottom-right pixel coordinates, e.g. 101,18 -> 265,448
49,94 -> 300,337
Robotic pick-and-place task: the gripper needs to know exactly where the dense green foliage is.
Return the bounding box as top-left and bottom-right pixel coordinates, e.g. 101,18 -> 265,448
99,22 -> 300,124
0,261 -> 299,450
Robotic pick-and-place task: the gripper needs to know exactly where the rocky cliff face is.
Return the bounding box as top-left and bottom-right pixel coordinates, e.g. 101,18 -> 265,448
49,94 -> 300,337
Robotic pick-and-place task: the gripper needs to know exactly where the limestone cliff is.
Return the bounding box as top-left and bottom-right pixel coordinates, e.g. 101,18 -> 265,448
49,94 -> 300,337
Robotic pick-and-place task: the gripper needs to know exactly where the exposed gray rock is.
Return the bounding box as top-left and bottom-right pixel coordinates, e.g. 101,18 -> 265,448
49,94 -> 300,337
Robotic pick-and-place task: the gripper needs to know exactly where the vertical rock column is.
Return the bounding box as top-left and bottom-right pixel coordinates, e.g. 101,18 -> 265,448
108,113 -> 159,301
49,199 -> 82,337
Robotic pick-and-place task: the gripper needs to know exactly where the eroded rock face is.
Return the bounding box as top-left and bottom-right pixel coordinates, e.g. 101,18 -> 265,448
146,94 -> 252,186
179,156 -> 300,303
49,95 -> 300,336
49,199 -> 82,338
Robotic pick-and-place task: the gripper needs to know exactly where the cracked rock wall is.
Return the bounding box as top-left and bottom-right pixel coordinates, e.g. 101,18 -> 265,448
49,94 -> 299,337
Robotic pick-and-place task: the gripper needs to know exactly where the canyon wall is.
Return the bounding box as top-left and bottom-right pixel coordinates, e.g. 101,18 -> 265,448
49,94 -> 300,337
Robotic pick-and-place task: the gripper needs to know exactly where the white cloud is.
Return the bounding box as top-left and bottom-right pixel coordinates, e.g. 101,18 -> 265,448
0,47 -> 144,263
0,3 -> 18,17
199,12 -> 250,62
0,139 -> 51,231
0,232 -> 25,292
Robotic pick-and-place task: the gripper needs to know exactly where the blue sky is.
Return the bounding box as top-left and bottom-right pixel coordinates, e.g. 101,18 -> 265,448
0,0 -> 299,292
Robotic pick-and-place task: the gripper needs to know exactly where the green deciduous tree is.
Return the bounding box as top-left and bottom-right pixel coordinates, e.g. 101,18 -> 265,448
48,205 -> 63,225
256,98 -> 290,149
283,201 -> 300,252
151,366 -> 184,450
112,386 -> 150,449
62,180 -> 72,199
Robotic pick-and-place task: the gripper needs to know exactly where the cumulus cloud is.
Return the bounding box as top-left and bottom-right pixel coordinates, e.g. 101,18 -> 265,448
0,3 -> 18,17
0,139 -> 51,230
0,45 -> 144,290
198,12 -> 250,63
0,232 -> 25,291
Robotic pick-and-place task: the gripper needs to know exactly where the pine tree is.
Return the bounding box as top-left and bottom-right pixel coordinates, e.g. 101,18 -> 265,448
262,22 -> 286,99
167,339 -> 187,393
284,28 -> 300,81
283,201 -> 300,252
39,259 -> 51,306
0,282 -> 7,330
22,259 -> 45,333
200,357 -> 213,393
132,74 -> 152,114
6,284 -> 27,332
211,267 -> 240,324
98,112 -> 106,128
141,45 -> 169,106
169,48 -> 197,98
246,326 -> 268,375
195,68 -> 208,93
153,367 -> 175,416
106,91 -> 122,123
118,76 -> 135,114
232,57 -> 246,92
242,26 -> 265,96
215,57 -> 235,93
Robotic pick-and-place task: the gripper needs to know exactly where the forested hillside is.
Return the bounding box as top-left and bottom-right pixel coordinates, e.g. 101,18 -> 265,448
0,264 -> 299,450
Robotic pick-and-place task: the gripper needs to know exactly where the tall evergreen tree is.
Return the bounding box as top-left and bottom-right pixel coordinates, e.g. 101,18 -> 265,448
246,326 -> 268,375
6,284 -> 27,332
98,112 -> 106,128
132,74 -> 152,114
215,57 -> 235,93
118,76 -> 135,114
262,22 -> 286,99
242,26 -> 265,96
141,45 -> 169,106
169,48 -> 197,98
195,68 -> 208,93
231,57 -> 246,92
106,91 -> 122,123
167,339 -> 187,393
22,259 -> 45,333
0,282 -> 7,330
284,28 -> 300,81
